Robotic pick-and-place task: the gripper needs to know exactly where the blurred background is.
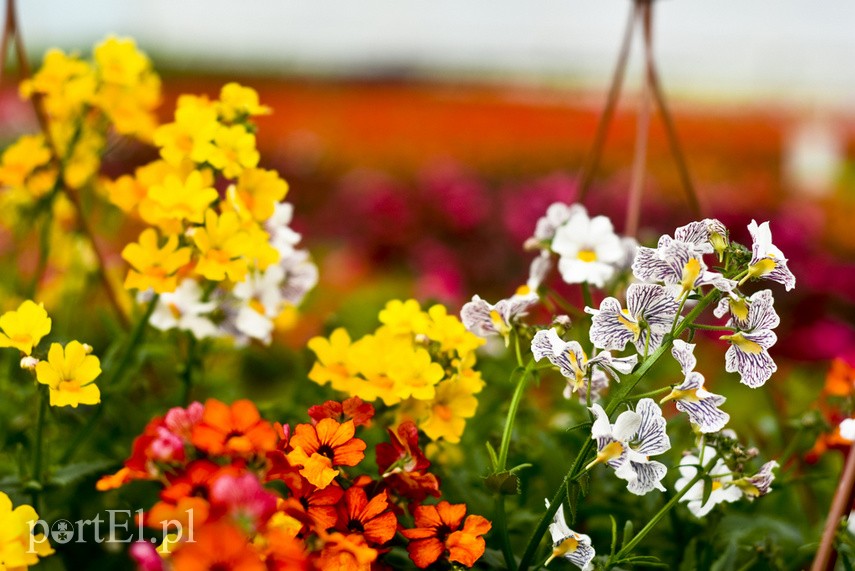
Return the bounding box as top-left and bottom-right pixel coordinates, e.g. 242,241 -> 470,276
5,0 -> 855,360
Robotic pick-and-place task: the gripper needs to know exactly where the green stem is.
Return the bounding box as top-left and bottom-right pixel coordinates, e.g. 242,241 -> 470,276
610,470 -> 704,564
689,323 -> 735,332
671,292 -> 688,331
180,333 -> 198,405
622,385 -> 672,402
29,385 -> 48,509
581,282 -> 594,310
517,289 -> 718,570
498,360 -> 535,471
513,330 -> 524,368
495,496 -> 516,570
545,288 -> 586,319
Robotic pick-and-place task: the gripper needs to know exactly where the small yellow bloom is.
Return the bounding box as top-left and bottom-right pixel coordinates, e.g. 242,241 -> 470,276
94,36 -> 151,87
0,301 -> 52,355
192,209 -> 251,282
208,124 -> 260,179
153,99 -> 219,166
36,341 -> 101,407
227,168 -> 288,222
20,49 -> 96,120
218,82 -> 270,122
0,492 -> 54,568
122,228 -> 192,293
0,135 -> 52,189
142,170 -> 219,227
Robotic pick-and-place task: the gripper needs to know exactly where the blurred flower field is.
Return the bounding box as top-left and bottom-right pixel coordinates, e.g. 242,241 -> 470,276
1,10 -> 855,571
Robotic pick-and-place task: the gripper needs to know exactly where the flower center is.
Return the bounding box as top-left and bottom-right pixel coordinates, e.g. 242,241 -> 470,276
617,309 -> 641,339
577,249 -> 597,263
680,258 -> 702,293
722,332 -> 763,354
747,258 -> 777,279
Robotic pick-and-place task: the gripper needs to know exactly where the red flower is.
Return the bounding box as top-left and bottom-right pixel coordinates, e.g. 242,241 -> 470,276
375,421 -> 440,503
401,501 -> 491,568
287,419 -> 366,488
191,399 -> 278,457
336,486 -> 397,546
308,396 -> 375,428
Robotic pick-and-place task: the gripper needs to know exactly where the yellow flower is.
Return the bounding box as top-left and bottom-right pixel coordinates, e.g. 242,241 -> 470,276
226,168 -> 288,222
244,221 -> 280,270
208,124 -> 259,179
0,492 -> 54,569
416,373 -> 484,443
192,209 -> 251,282
217,82 -> 270,122
426,304 -> 485,357
94,36 -> 151,87
20,49 -> 96,120
62,129 -> 104,190
153,97 -> 219,166
0,301 -> 52,355
122,228 -> 192,293
0,135 -> 52,189
308,328 -> 358,391
378,299 -> 430,337
141,170 -> 219,227
35,341 -> 101,407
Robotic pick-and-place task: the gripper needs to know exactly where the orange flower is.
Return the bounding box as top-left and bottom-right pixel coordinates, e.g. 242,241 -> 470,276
313,532 -> 377,571
402,501 -> 491,569
337,486 -> 397,546
191,399 -> 278,456
286,419 -> 366,489
171,521 -> 265,571
281,473 -> 343,532
824,358 -> 855,397
308,396 -> 375,428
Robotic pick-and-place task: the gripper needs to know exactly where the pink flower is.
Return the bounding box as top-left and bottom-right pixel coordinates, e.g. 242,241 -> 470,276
210,472 -> 278,532
129,541 -> 163,571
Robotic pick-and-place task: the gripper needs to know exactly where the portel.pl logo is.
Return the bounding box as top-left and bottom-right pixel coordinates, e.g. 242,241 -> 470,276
27,509 -> 195,553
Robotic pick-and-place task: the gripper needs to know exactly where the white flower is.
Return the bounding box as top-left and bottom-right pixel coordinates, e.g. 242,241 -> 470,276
587,283 -> 681,354
744,220 -> 796,291
544,499 -> 596,570
527,250 -> 553,292
632,235 -> 736,297
551,205 -> 624,288
840,418 -> 855,442
718,289 -> 780,388
279,248 -> 318,306
736,460 -> 779,498
265,202 -> 303,257
461,292 -> 537,343
661,340 -> 729,433
531,328 -> 636,401
675,446 -> 743,517
231,266 -> 286,345
673,218 -> 729,256
587,399 -> 671,495
529,202 -> 580,244
149,279 -> 220,339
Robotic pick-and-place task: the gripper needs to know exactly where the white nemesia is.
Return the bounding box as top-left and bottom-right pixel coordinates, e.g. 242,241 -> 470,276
587,399 -> 671,495
544,499 -> 596,570
840,418 -> 855,442
529,202 -> 580,244
738,460 -> 779,498
718,289 -> 780,388
673,218 -> 729,256
745,220 -> 796,291
675,447 -> 743,517
461,291 -> 538,343
148,279 -> 220,339
531,328 -> 636,401
661,340 -> 729,433
632,235 -> 736,297
230,266 -> 286,344
551,205 -> 624,287
587,283 -> 681,354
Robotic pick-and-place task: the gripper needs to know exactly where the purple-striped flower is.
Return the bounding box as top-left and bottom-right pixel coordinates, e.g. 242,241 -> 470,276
661,340 -> 729,433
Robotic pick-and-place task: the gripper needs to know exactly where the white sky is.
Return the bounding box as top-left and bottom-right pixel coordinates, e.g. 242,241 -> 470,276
16,0 -> 855,107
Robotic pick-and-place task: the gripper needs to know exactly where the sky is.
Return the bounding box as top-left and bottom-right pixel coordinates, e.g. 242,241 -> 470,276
16,1 -> 855,107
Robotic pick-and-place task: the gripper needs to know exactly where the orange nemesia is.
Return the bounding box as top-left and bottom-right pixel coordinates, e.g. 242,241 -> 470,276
191,399 -> 278,456
402,501 -> 491,569
286,419 -> 366,489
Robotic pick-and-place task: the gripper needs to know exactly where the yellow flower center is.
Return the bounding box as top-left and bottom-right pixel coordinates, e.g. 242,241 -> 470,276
747,258 -> 777,279
617,309 -> 641,340
711,480 -> 723,491
680,258 -> 702,293
661,387 -> 700,404
729,298 -> 749,322
250,299 -> 266,315
585,440 -> 625,472
489,309 -> 509,336
168,303 -> 182,319
577,249 -> 597,263
515,284 -> 531,296
721,332 -> 763,354
434,404 -> 454,422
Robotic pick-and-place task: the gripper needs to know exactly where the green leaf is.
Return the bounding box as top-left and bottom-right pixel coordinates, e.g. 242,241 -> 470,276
485,442 -> 499,470
566,481 -> 580,524
700,474 -> 713,509
622,519 -> 634,550
610,515 -> 619,555
48,459 -> 117,488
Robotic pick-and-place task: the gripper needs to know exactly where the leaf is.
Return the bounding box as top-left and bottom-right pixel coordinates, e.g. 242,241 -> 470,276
700,474 -> 713,509
622,519 -> 634,550
485,442 -> 499,470
508,463 -> 532,474
48,459 -> 117,487
566,480 -> 580,524
567,421 -> 593,433
610,515 -> 619,555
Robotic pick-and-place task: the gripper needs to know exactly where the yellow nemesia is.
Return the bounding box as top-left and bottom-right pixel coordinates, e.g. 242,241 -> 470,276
0,492 -> 54,569
192,209 -> 251,282
415,372 -> 484,443
35,341 -> 101,407
227,168 -> 288,222
218,82 -> 270,122
378,299 -> 430,337
0,135 -> 52,189
153,98 -> 219,166
122,228 -> 192,293
0,301 -> 52,355
208,124 -> 260,179
94,36 -> 151,87
20,49 -> 96,120
141,170 -> 219,228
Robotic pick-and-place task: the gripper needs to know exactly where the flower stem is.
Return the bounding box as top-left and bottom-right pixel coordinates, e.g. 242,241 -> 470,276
690,323 -> 736,332
517,289 -> 718,570
180,332 -> 198,405
580,282 -> 594,311
498,359 -> 535,471
29,385 -> 48,509
495,496 -> 517,570
610,470 -> 704,564
622,385 -> 672,402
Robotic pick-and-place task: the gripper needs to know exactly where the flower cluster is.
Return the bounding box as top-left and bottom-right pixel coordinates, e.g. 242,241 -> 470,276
108,83 -> 317,344
99,396 -> 490,570
0,300 -> 101,407
308,299 -> 485,442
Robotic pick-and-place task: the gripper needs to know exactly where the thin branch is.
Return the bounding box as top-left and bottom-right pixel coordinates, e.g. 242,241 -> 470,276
811,444 -> 855,571
578,1 -> 639,202
642,0 -> 702,218
624,0 -> 653,238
